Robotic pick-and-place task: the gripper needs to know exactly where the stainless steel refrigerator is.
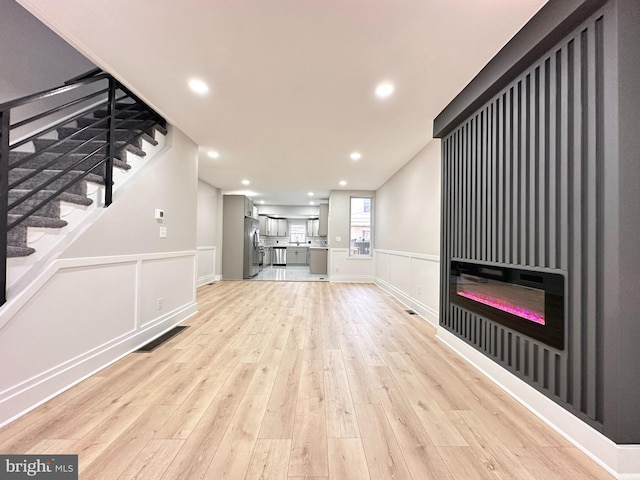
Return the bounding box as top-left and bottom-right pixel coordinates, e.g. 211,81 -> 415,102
243,217 -> 260,278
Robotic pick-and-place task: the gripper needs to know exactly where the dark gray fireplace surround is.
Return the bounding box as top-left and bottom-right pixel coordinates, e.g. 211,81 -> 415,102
434,0 -> 640,444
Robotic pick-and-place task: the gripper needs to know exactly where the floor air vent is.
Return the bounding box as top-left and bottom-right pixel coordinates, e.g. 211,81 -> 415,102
405,309 -> 417,315
136,326 -> 189,352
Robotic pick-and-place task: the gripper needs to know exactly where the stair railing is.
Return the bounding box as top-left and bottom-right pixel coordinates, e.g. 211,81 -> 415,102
0,71 -> 166,305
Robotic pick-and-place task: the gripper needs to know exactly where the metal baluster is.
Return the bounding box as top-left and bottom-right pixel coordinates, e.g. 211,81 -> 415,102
0,109 -> 10,305
104,78 -> 115,207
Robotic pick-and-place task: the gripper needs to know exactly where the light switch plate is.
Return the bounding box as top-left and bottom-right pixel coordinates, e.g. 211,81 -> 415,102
336,236 -> 341,242
159,227 -> 167,238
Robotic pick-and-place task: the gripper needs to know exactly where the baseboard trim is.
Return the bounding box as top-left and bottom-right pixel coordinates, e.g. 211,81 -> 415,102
329,274 -> 375,283
196,274 -> 216,287
437,327 -> 640,480
374,278 -> 439,326
0,301 -> 197,428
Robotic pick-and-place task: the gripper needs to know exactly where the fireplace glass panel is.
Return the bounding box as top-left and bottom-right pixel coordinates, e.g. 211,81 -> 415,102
457,273 -> 545,325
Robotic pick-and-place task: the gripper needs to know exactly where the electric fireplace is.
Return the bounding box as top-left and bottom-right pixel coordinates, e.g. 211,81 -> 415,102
450,261 -> 565,350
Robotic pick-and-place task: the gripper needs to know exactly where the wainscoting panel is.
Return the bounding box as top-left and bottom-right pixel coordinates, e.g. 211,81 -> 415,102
196,246 -> 216,287
0,261 -> 137,392
0,251 -> 197,427
140,254 -> 196,326
439,9 -> 606,432
375,250 -> 439,324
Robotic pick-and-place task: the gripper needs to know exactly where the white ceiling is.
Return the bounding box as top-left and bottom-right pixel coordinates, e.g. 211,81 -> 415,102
19,0 -> 547,206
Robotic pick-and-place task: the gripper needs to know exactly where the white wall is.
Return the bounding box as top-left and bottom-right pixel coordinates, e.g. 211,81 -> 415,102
0,0 -> 95,104
374,139 -> 441,323
0,126 -> 199,427
197,180 -> 223,286
328,190 -> 376,282
61,128 -> 197,257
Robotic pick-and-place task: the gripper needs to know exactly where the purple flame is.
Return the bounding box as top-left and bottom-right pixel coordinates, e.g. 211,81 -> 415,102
458,291 -> 545,325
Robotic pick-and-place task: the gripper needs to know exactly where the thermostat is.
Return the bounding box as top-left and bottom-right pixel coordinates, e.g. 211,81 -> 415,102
155,209 -> 165,221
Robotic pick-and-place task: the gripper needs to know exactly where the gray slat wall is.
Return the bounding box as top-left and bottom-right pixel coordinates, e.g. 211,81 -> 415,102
440,12 -> 604,429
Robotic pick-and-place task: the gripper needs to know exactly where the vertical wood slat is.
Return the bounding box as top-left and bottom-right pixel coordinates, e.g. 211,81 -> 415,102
457,131 -> 462,259
441,137 -> 449,327
513,85 -> 520,265
584,24 -> 598,420
540,61 -> 548,268
594,15 -> 604,424
548,52 -> 558,270
480,110 -> 486,262
452,133 -> 458,260
463,124 -> 469,259
567,33 -> 582,409
505,90 -> 512,264
521,76 -> 529,266
533,66 -> 542,267
471,116 -> 477,261
523,72 -> 538,266
496,97 -> 503,263
491,101 -> 498,263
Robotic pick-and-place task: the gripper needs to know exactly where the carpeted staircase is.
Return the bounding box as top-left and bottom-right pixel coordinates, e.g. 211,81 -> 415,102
7,104 -> 167,258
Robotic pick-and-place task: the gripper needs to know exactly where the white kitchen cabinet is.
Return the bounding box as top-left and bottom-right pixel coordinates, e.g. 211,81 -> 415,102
277,218 -> 288,236
286,247 -> 308,265
307,218 -> 319,237
259,215 -> 267,235
244,197 -> 255,218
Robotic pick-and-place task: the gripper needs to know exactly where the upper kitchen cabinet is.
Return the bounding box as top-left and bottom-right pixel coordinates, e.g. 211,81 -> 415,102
318,204 -> 328,236
277,218 -> 288,237
307,218 -> 319,237
265,217 -> 275,236
244,196 -> 255,218
258,216 -> 283,236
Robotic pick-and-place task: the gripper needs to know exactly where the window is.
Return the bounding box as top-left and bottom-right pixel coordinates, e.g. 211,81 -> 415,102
289,223 -> 306,243
350,197 -> 372,256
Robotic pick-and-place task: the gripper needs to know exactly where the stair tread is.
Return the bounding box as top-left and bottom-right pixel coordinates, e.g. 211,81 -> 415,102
8,214 -> 68,229
10,167 -> 105,182
11,189 -> 94,207
31,139 -> 146,157
47,132 -> 146,157
7,245 -> 36,258
9,151 -> 133,170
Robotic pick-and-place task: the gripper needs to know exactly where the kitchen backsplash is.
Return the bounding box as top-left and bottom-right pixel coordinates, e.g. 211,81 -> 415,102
263,236 -> 327,246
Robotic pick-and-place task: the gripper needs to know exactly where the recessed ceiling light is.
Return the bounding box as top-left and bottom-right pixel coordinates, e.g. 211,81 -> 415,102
308,192 -> 314,197
309,201 -> 315,205
207,150 -> 219,159
188,79 -> 209,95
241,179 -> 250,186
350,152 -> 361,161
259,200 -> 265,204
375,82 -> 395,98
339,180 -> 347,186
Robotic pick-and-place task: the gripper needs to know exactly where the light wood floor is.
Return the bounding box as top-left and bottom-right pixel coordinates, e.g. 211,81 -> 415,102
0,281 -> 614,479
